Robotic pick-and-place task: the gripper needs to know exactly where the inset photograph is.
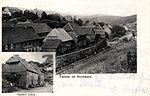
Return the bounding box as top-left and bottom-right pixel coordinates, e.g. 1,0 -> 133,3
2,53 -> 53,93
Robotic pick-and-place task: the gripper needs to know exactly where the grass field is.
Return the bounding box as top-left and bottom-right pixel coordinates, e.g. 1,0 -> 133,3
58,37 -> 137,74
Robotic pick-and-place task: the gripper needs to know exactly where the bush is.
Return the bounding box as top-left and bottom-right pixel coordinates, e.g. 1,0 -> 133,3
111,25 -> 126,38
122,37 -> 129,42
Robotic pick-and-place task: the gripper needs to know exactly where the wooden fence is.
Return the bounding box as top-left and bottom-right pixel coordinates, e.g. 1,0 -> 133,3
56,39 -> 107,68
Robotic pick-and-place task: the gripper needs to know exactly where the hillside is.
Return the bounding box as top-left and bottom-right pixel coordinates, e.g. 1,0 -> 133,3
3,6 -> 136,25
81,14 -> 137,25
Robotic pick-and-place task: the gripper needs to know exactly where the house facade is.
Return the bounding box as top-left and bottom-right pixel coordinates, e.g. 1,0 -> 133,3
42,28 -> 74,54
2,55 -> 38,89
2,25 -> 42,52
63,22 -> 90,48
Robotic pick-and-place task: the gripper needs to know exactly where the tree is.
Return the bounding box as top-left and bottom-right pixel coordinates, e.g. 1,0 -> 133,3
111,25 -> 126,38
75,18 -> 83,26
98,22 -> 105,27
5,73 -> 21,86
93,21 -> 96,25
41,11 -> 47,20
2,14 -> 11,21
47,14 -> 61,21
12,11 -> 22,18
18,16 -> 27,22
85,20 -> 89,25
23,10 -> 39,21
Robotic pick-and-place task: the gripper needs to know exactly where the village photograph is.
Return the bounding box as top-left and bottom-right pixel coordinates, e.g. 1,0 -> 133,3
1,53 -> 53,93
2,0 -> 137,74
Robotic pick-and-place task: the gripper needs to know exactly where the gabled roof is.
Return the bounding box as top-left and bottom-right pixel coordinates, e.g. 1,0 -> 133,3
44,28 -> 73,42
81,26 -> 95,35
94,23 -> 104,30
6,55 -> 20,63
42,39 -> 61,49
3,7 -> 22,14
103,24 -> 112,35
29,23 -> 52,34
93,23 -> 105,35
16,23 -> 52,34
63,22 -> 85,36
29,62 -> 44,75
5,55 -> 38,73
2,26 -> 40,45
67,32 -> 78,39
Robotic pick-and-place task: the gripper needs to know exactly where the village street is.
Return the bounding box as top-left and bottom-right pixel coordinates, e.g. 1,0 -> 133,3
12,83 -> 53,93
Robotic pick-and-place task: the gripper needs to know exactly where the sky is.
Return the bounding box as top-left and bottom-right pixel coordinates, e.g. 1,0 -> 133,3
0,52 -> 53,64
1,0 -> 138,16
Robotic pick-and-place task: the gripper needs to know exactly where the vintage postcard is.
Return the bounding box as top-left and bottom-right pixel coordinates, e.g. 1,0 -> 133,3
0,0 -> 150,96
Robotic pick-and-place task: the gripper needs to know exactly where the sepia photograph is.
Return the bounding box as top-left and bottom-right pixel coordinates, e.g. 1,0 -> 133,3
1,53 -> 53,93
1,0 -> 150,96
2,0 -> 137,74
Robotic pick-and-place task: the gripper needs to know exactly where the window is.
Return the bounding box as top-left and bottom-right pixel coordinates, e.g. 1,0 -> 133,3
10,44 -> 13,49
5,45 -> 8,50
29,41 -> 31,45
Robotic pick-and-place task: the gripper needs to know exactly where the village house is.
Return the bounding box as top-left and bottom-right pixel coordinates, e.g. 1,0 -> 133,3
63,21 -> 89,48
29,61 -> 45,86
102,24 -> 112,39
41,39 -> 62,54
92,23 -> 106,43
16,23 -> 52,39
42,28 -> 74,54
2,23 -> 52,52
2,25 -> 41,52
2,7 -> 22,17
2,55 -> 39,89
81,26 -> 96,45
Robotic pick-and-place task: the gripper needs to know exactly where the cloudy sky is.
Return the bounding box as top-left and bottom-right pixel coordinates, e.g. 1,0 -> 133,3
0,52 -> 53,63
1,0 -> 137,16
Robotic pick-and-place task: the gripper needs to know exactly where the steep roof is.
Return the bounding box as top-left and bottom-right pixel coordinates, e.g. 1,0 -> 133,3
44,28 -> 73,42
8,7 -> 22,13
81,26 -> 95,35
29,23 -> 52,33
42,39 -> 61,49
67,32 -> 78,39
16,23 -> 52,34
103,24 -> 112,35
2,26 -> 40,45
4,55 -> 38,73
3,7 -> 22,14
63,22 -> 85,36
29,62 -> 44,76
93,23 -> 105,35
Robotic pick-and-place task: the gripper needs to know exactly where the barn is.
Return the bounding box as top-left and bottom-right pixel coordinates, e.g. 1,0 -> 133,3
42,28 -> 74,54
29,61 -> 45,86
63,21 -> 89,48
2,55 -> 39,89
81,26 -> 95,45
41,39 -> 62,54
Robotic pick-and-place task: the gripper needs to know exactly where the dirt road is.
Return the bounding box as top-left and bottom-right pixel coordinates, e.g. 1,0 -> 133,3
12,84 -> 53,93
